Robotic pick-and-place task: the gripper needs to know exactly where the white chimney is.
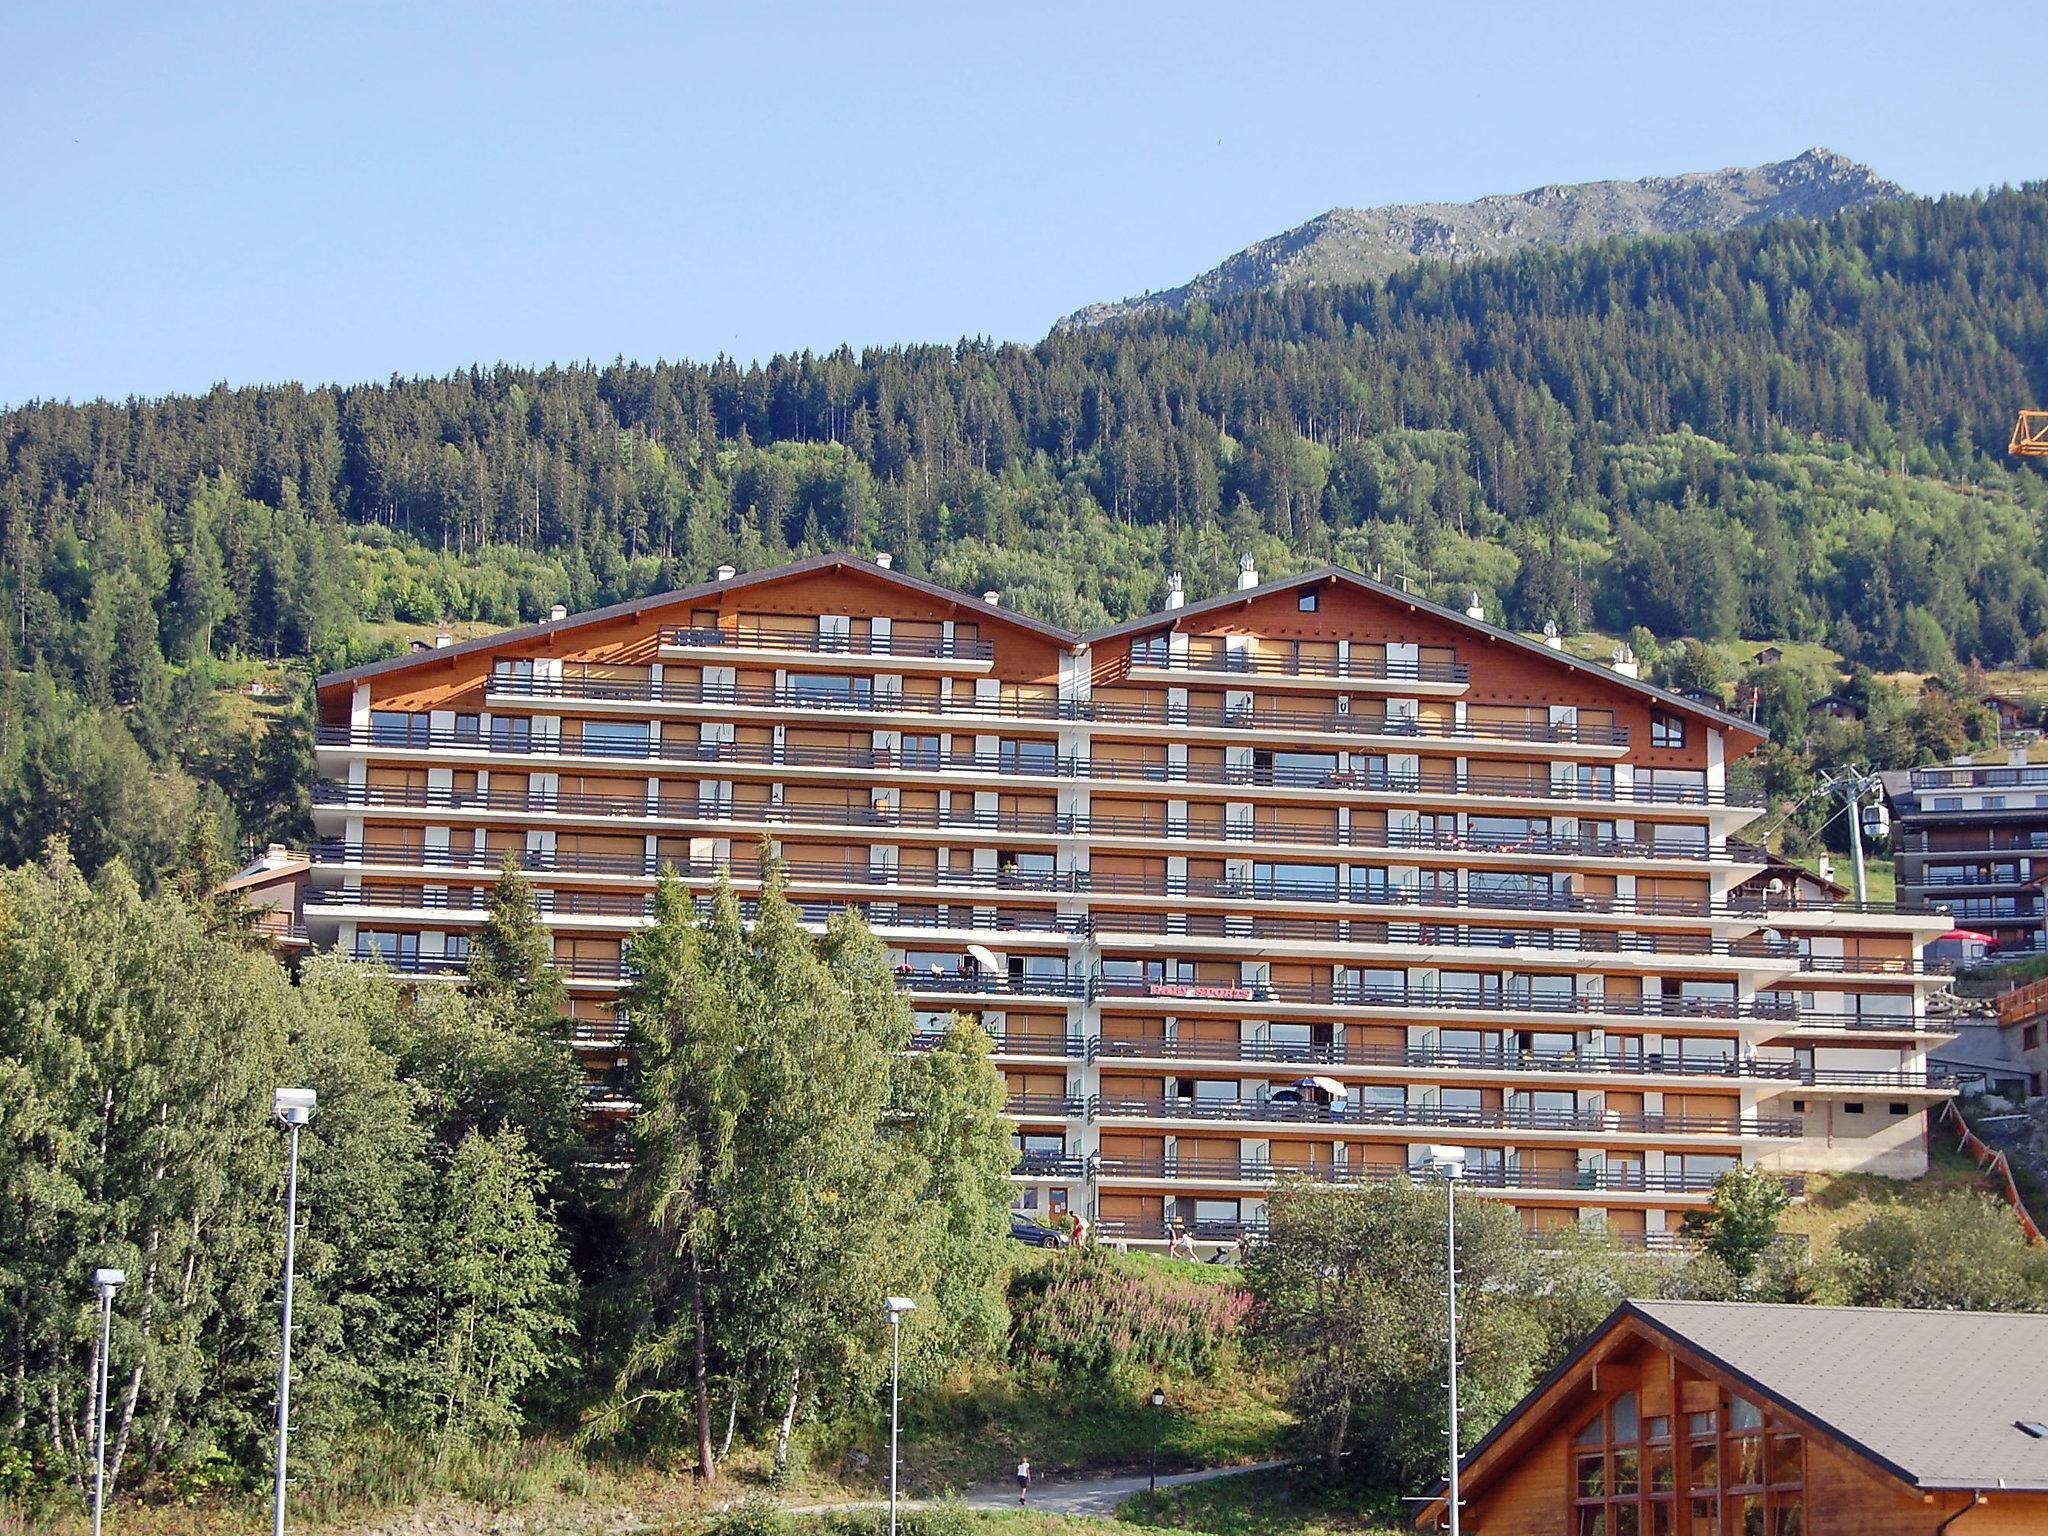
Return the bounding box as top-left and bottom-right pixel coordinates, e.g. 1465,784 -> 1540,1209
982,590 -> 1001,607
1465,591 -> 1485,623
1542,620 -> 1563,651
548,603 -> 568,623
715,563 -> 737,581
1611,643 -> 1639,679
434,632 -> 452,648
875,552 -> 893,570
2011,746 -> 2029,767
1166,572 -> 1186,610
1236,553 -> 1259,591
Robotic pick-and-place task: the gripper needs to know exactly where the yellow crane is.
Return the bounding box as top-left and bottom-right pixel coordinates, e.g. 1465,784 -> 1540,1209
2014,410 -> 2048,456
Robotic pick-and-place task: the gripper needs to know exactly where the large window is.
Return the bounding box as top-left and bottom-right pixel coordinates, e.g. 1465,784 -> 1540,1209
1651,713 -> 1687,749
1572,1390 -> 1803,1535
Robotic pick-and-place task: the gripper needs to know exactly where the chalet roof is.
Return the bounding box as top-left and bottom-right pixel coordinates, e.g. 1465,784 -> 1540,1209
1638,1301 -> 2048,1491
1084,564 -> 1764,745
315,553 -> 1075,688
1630,1300 -> 2048,1490
1423,1299 -> 2048,1525
1726,838 -> 1850,901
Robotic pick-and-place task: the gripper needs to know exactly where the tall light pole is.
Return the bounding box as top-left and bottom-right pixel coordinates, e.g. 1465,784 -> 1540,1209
1422,1145 -> 1467,1536
272,1088 -> 316,1536
885,1296 -> 916,1536
1149,1385 -> 1166,1491
90,1268 -> 125,1536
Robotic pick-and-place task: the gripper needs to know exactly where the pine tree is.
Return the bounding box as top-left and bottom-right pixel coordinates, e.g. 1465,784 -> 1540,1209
467,853 -> 567,1030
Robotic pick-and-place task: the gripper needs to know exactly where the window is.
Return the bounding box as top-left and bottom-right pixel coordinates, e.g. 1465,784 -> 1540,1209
1844,1101 -> 1865,1115
1932,796 -> 1964,811
1985,795 -> 2008,810
1651,713 -> 1686,749
1297,590 -> 1318,612
453,713 -> 481,741
1575,1391 -> 1802,1536
369,710 -> 430,747
787,672 -> 871,707
1889,1101 -> 1908,1116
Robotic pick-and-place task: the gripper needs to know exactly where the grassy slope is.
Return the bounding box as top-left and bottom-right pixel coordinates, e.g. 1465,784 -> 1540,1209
1119,1467 -> 1408,1536
1780,1139 -> 2000,1255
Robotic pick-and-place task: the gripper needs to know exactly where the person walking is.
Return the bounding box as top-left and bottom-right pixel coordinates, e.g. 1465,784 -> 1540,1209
1016,1457 -> 1032,1504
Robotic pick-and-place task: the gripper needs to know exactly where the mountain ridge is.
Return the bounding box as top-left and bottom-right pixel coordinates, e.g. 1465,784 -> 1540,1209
1060,147 -> 1905,329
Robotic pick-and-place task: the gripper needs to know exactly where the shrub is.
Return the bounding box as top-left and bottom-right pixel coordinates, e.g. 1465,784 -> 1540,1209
1009,1251 -> 1250,1384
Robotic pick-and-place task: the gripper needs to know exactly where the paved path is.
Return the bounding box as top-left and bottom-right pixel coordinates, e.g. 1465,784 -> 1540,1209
965,1457 -> 1296,1515
787,1458 -> 1296,1520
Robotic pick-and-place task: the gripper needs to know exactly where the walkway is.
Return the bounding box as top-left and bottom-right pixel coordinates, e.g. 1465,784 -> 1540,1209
787,1458 -> 1296,1520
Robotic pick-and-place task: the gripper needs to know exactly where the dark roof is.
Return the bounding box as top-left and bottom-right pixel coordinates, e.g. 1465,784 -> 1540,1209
1425,1299 -> 2048,1525
316,553 -> 1076,688
1085,564 -> 1763,743
1628,1301 -> 2048,1492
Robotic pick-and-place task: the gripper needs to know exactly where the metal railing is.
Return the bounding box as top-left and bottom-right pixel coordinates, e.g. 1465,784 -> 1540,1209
1123,650 -> 1469,685
1093,978 -> 1796,1019
1091,1156 -> 1803,1197
1087,1094 -> 1801,1138
475,676 -> 1633,746
658,624 -> 997,661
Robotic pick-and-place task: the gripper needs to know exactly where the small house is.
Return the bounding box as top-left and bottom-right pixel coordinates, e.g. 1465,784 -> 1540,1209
1751,645 -> 1784,666
1417,1299 -> 2048,1533
1808,693 -> 1867,723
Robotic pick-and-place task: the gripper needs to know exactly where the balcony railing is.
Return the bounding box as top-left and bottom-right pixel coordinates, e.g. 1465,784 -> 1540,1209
1093,978 -> 1797,1020
1092,1156 -> 1803,1197
659,624 -> 996,661
1089,911 -> 1798,962
1007,1092 -> 1086,1117
475,677 -> 1633,747
316,728 -> 1757,806
1122,650 -> 1469,685
1088,1094 -> 1801,1138
1012,1154 -> 1088,1179
916,1028 -> 1087,1058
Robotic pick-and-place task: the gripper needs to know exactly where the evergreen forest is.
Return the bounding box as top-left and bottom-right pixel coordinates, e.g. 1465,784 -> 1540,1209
3,183 -> 2048,876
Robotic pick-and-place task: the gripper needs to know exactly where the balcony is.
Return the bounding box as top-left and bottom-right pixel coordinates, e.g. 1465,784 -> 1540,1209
1088,1095 -> 1801,1139
314,728 -> 1756,810
1119,648 -> 1469,693
472,677 -> 1630,754
1092,1156 -> 1803,1198
307,883 -> 1083,941
1092,976 -> 1797,1022
1012,1153 -> 1088,1179
913,1027 -> 1085,1058
1007,1092 -> 1086,1118
658,623 -> 997,668
1089,911 -> 1800,966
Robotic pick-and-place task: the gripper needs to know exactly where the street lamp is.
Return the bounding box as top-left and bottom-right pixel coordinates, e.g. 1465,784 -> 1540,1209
272,1088 -> 315,1536
1422,1145 -> 1467,1536
1149,1385 -> 1166,1491
90,1268 -> 125,1536
885,1296 -> 916,1536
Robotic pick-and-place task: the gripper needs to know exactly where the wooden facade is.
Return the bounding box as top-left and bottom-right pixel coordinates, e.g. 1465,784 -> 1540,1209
308,555 -> 1955,1241
1420,1304 -> 2048,1534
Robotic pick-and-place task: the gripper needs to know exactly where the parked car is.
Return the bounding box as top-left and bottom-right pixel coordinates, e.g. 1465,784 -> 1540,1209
1009,1211 -> 1069,1248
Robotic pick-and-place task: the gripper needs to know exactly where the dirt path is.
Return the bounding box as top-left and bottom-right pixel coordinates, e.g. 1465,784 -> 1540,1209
786,1457 -> 1296,1519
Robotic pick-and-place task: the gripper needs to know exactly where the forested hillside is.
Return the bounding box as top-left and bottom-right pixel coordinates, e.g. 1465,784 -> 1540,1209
3,185 -> 2047,877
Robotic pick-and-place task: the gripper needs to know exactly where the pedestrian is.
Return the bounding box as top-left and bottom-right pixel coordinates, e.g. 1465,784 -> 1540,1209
1017,1457 -> 1032,1504
1070,1207 -> 1089,1248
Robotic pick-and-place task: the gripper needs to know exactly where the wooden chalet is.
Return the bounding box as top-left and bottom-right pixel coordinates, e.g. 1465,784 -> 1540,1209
1417,1300 -> 2048,1533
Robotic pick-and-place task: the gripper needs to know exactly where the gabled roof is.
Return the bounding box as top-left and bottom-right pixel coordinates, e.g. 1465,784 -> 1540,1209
1086,565 -> 1764,745
1630,1300 -> 2048,1491
1422,1299 -> 2048,1524
316,553 -> 1076,689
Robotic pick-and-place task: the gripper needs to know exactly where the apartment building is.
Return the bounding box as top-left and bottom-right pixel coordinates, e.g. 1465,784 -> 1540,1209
1884,751 -> 2048,954
309,554 -> 1955,1250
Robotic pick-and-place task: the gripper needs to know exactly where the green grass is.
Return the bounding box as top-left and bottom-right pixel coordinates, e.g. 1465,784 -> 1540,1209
842,1361 -> 1293,1497
1118,1465 -> 1408,1536
1781,1138 -> 2001,1255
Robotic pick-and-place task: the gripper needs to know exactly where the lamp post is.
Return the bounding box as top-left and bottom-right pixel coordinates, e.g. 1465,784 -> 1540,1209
885,1297 -> 916,1536
90,1268 -> 125,1536
1422,1145 -> 1467,1536
1149,1385 -> 1166,1491
271,1088 -> 316,1536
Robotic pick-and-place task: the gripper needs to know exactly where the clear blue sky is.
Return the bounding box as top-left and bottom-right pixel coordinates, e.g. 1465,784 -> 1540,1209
1,1 -> 2037,408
